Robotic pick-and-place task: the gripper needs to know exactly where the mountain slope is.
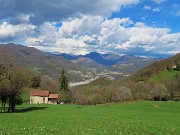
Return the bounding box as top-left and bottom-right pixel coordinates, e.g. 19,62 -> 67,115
130,53 -> 180,82
0,44 -> 87,82
71,57 -> 105,70
112,53 -> 180,100
0,43 -> 159,84
75,53 -> 180,102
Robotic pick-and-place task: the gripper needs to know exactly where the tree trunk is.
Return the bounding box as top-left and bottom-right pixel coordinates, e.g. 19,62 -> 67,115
3,101 -> 6,112
1,98 -> 7,113
8,98 -> 16,113
1,101 -> 3,112
8,99 -> 12,112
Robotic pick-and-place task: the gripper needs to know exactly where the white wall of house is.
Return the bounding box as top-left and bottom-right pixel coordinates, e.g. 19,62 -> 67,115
30,96 -> 48,104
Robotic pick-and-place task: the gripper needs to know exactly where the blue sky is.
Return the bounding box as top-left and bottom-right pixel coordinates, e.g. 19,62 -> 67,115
0,0 -> 179,57
112,0 -> 180,33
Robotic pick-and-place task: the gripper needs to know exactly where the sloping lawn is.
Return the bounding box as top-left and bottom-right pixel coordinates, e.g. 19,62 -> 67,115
0,101 -> 179,135
149,69 -> 180,83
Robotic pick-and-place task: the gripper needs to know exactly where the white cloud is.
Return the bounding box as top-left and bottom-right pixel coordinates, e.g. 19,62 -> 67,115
143,5 -> 161,12
153,7 -> 161,12
143,5 -> 151,10
0,22 -> 35,42
0,0 -> 179,57
134,22 -> 146,27
0,14 -> 179,56
152,0 -> 166,4
159,33 -> 180,45
23,15 -> 180,56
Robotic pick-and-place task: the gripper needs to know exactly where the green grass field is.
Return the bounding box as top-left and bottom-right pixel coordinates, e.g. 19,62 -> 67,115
149,69 -> 180,83
0,101 -> 180,135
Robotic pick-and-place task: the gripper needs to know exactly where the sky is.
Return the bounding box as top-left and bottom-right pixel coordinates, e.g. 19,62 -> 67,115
0,0 -> 179,57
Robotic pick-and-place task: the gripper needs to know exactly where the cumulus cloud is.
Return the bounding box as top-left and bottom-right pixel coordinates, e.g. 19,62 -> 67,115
0,22 -> 36,42
0,0 -> 179,57
0,0 -> 139,25
143,5 -> 151,10
22,15 -> 180,56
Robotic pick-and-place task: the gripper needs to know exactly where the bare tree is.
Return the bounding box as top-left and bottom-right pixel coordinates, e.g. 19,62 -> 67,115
39,75 -> 58,92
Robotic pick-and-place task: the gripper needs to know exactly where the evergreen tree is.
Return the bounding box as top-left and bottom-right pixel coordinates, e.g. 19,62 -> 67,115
59,68 -> 69,93
59,68 -> 70,102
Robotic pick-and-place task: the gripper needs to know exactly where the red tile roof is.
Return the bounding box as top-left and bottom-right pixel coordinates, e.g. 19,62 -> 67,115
49,94 -> 59,99
30,90 -> 49,97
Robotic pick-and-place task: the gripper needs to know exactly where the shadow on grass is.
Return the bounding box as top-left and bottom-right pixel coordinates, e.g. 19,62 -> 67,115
15,107 -> 48,113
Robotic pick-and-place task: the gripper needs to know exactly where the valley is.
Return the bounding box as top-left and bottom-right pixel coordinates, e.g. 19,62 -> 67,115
0,43 -> 158,84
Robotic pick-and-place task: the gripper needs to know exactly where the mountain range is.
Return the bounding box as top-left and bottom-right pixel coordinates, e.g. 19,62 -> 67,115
54,52 -> 159,80
54,52 -> 150,66
0,43 -> 158,84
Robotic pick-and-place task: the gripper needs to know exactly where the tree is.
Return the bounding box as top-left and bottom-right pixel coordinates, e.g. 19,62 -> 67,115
30,75 -> 41,88
59,68 -> 69,102
151,84 -> 170,101
39,75 -> 58,92
8,67 -> 28,112
0,57 -> 31,112
59,68 -> 69,93
0,62 -> 11,112
114,86 -> 132,102
0,79 -> 10,112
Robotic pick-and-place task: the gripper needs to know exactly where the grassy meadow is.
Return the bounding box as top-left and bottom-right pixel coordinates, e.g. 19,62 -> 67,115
0,101 -> 179,135
149,69 -> 180,83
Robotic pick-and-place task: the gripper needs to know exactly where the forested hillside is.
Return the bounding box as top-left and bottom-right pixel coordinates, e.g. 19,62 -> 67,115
72,53 -> 180,104
0,44 -> 91,82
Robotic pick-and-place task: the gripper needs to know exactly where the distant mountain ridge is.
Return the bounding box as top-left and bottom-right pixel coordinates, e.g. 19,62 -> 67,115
0,43 -> 159,84
53,52 -> 156,67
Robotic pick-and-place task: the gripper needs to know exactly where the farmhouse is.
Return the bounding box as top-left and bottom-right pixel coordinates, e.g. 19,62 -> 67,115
30,90 -> 59,104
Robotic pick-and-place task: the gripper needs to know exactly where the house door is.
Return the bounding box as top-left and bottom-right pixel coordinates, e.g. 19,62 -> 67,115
43,98 -> 45,103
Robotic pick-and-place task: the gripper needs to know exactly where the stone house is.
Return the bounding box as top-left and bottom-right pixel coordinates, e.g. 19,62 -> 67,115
30,90 -> 59,104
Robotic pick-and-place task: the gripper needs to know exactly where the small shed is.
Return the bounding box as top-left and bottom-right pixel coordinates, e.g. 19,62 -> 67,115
48,94 -> 59,104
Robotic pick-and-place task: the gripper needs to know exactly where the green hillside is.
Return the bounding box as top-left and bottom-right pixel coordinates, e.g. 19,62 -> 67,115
149,69 -> 180,83
130,53 -> 180,82
75,53 -> 180,103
